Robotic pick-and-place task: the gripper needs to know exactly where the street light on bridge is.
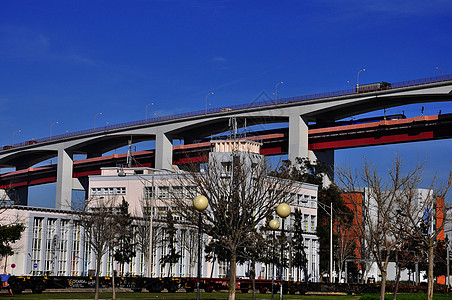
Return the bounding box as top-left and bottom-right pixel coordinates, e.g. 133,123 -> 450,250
12,130 -> 21,145
357,69 -> 366,92
50,122 -> 58,139
94,113 -> 102,130
146,103 -> 154,123
205,92 -> 214,115
436,66 -> 444,77
275,82 -> 284,103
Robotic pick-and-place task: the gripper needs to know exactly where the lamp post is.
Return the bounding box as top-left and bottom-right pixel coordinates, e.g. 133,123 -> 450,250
193,195 -> 209,300
275,82 -> 284,103
146,103 -> 154,123
94,113 -> 102,130
356,69 -> 366,92
269,219 -> 280,300
276,203 -> 291,300
50,122 -> 58,139
436,67 -> 444,78
12,129 -> 21,145
347,81 -> 355,93
117,169 -> 155,277
205,92 -> 214,115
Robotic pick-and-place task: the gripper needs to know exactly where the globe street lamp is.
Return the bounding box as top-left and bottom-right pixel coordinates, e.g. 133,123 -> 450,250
276,203 -> 291,300
193,195 -> 209,300
269,219 -> 280,300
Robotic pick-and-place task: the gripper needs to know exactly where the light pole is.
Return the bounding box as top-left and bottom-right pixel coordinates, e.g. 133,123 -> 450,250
276,203 -> 291,300
193,195 -> 209,300
50,122 -> 58,139
436,66 -> 444,78
347,81 -> 355,93
275,82 -> 284,103
356,69 -> 366,92
205,92 -> 214,114
94,113 -> 102,130
117,168 -> 155,277
12,130 -> 21,145
146,103 -> 154,123
269,219 -> 280,300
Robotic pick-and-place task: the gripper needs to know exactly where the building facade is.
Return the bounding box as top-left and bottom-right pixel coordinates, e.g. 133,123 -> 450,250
1,139 -> 320,282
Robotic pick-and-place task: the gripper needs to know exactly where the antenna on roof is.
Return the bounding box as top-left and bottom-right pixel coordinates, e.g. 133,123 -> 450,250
127,139 -> 132,168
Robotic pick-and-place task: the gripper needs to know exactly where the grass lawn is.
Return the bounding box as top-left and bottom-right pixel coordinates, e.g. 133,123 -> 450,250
0,291 -> 359,299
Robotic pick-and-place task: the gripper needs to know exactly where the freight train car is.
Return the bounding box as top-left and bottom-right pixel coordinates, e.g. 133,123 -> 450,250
2,275 -> 447,295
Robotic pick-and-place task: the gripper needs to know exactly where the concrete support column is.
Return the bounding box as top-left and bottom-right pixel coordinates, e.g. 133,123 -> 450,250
7,187 -> 28,206
288,114 -> 309,162
11,163 -> 30,205
73,177 -> 89,201
309,149 -> 335,186
56,148 -> 73,210
155,132 -> 173,170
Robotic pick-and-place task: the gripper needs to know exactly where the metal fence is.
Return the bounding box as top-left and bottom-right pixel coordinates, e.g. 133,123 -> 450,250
3,74 -> 452,151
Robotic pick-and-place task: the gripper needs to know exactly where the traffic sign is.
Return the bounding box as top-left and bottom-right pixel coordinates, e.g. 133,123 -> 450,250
33,263 -> 38,268
11,264 -> 15,269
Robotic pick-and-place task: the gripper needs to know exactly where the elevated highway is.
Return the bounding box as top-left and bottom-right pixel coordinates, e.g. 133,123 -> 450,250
1,74 -> 452,208
2,113 -> 452,207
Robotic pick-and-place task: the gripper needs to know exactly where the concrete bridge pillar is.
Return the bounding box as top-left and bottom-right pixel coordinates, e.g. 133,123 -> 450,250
7,188 -> 28,206
288,114 -> 309,162
309,149 -> 335,186
10,163 -> 31,205
56,148 -> 73,210
155,131 -> 173,170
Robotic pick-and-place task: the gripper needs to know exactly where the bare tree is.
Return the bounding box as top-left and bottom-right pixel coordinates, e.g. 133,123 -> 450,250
179,228 -> 198,279
336,156 -> 426,300
76,197 -> 122,300
170,153 -> 297,300
396,172 -> 452,300
335,220 -> 356,282
0,188 -> 25,272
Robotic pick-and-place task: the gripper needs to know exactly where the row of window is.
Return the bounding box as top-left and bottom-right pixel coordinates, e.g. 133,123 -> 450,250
144,186 -> 198,199
90,187 -> 126,196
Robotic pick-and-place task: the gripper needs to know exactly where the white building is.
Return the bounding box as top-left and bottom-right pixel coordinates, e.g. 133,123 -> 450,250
0,139 -> 320,281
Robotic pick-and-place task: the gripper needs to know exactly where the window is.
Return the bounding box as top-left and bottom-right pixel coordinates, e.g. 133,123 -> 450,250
58,220 -> 69,276
45,219 -> 57,275
32,218 -> 43,275
144,186 -> 155,199
303,215 -> 309,232
310,216 -> 316,232
186,186 -> 198,198
71,222 -> 81,276
158,186 -> 169,198
221,162 -> 232,174
172,186 -> 184,198
218,261 -> 228,278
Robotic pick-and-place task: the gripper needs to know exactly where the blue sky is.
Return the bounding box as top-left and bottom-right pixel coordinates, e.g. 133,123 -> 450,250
1,1 -> 452,207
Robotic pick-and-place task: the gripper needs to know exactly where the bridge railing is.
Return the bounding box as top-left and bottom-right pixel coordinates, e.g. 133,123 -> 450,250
3,74 -> 451,151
